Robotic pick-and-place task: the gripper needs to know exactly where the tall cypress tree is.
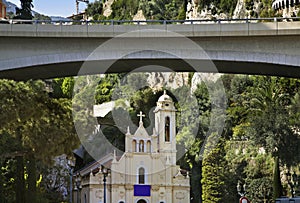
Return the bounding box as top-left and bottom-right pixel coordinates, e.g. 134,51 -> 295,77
202,137 -> 226,203
15,0 -> 33,20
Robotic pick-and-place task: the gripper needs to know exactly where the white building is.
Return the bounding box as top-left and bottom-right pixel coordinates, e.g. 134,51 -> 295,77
73,91 -> 190,203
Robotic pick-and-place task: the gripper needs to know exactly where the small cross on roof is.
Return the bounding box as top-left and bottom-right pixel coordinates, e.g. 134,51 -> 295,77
137,111 -> 145,123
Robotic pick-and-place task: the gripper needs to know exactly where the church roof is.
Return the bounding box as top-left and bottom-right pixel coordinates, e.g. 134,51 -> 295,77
76,153 -> 121,176
133,122 -> 149,138
73,145 -> 85,159
132,111 -> 150,138
158,90 -> 173,102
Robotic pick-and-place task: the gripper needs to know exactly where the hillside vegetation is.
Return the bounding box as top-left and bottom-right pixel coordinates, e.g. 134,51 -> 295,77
85,0 -> 284,20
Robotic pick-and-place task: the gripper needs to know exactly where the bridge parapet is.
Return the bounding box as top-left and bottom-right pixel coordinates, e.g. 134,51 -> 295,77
1,19 -> 300,38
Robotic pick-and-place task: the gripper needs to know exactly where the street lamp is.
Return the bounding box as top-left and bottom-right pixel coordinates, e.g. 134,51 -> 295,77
237,181 -> 251,203
101,166 -> 110,203
67,156 -> 75,203
74,173 -> 82,203
237,181 -> 247,197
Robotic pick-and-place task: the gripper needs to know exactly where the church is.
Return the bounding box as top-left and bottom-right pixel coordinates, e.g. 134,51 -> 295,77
73,91 -> 190,203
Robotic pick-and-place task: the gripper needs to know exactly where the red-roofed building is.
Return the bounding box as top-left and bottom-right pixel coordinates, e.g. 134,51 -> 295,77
0,0 -> 6,19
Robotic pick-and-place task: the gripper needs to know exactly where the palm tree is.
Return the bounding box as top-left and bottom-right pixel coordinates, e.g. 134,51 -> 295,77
246,76 -> 298,200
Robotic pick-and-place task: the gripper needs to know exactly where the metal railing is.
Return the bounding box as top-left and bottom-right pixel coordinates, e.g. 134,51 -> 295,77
1,17 -> 300,37
1,17 -> 300,25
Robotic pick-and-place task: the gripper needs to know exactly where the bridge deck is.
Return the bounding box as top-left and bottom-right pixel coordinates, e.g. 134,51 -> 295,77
1,20 -> 300,80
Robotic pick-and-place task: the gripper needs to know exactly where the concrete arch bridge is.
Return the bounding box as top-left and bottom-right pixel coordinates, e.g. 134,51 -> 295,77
0,20 -> 300,80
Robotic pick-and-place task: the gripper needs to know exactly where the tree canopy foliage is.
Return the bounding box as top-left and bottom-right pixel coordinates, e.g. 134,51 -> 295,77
0,79 -> 78,202
15,0 -> 34,20
85,0 -> 186,20
70,73 -> 300,202
85,1 -> 104,20
3,72 -> 300,202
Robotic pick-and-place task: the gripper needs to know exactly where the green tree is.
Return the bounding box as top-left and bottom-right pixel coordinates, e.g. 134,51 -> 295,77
0,79 -> 78,202
143,0 -> 185,20
85,1 -> 103,20
175,82 -> 212,202
15,0 -> 33,20
110,0 -> 139,20
244,76 -> 300,200
220,0 -> 238,15
202,137 -> 227,203
259,0 -> 276,18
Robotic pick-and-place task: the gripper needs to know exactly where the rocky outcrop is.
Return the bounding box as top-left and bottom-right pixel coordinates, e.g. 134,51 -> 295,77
186,0 -> 231,20
103,0 -> 114,17
146,72 -> 221,93
191,73 -> 221,92
133,10 -> 146,23
233,0 -> 248,19
147,72 -> 190,91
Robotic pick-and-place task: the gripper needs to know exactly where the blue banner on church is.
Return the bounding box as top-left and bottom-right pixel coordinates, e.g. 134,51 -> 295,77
134,185 -> 151,196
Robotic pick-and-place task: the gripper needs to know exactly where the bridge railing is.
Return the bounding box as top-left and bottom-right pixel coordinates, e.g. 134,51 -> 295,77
1,17 -> 300,37
2,17 -> 300,25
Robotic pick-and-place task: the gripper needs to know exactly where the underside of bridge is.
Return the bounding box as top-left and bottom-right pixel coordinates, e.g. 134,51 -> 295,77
0,59 -> 299,80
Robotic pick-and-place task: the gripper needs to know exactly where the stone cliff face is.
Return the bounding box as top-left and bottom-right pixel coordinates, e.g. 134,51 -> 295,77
147,72 -> 190,91
185,0 -> 299,20
186,0 -> 231,20
103,0 -> 115,17
145,72 -> 221,93
191,73 -> 221,92
233,0 -> 248,19
99,0 -> 292,21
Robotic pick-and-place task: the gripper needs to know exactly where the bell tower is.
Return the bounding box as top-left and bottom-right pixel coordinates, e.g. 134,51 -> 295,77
154,90 -> 177,165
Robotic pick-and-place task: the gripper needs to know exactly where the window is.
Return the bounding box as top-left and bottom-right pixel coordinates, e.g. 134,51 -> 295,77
132,140 -> 137,152
146,141 -> 151,153
165,117 -> 170,142
138,167 -> 145,184
137,199 -> 147,203
119,201 -> 125,203
139,140 -> 144,152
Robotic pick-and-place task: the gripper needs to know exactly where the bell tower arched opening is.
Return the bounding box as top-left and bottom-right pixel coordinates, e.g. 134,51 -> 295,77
165,116 -> 170,142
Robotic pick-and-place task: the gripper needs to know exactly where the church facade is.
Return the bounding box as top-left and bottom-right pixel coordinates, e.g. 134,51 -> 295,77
74,91 -> 190,203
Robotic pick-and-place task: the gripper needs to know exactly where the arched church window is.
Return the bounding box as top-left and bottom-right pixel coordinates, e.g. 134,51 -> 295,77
138,167 -> 145,184
133,140 -> 137,152
147,141 -> 151,153
165,117 -> 170,142
139,140 -> 144,152
119,201 -> 125,203
137,200 -> 147,203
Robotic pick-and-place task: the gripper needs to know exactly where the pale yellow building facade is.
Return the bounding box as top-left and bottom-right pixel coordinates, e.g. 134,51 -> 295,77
74,92 -> 190,203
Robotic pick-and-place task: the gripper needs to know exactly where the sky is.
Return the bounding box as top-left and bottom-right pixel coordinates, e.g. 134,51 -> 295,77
8,0 -> 95,17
